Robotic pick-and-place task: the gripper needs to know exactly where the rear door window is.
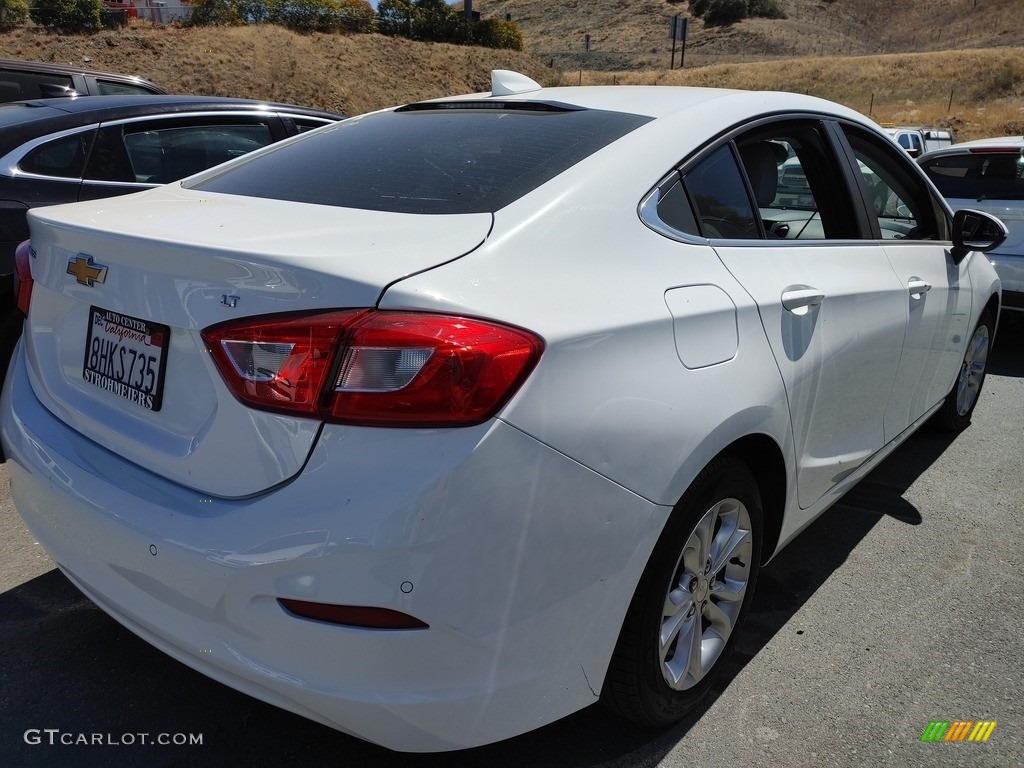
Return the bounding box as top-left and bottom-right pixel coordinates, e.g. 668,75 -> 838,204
122,122 -> 276,183
651,120 -> 860,241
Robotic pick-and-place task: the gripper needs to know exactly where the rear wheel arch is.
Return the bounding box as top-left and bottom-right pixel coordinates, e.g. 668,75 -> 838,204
722,434 -> 786,565
600,437 -> 786,726
983,294 -> 1000,329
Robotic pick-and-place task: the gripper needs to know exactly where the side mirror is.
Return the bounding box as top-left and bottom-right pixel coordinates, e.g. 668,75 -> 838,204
951,208 -> 1008,263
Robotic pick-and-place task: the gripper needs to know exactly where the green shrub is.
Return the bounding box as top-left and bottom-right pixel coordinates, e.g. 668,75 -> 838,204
188,0 -> 242,25
748,0 -> 785,19
30,0 -> 103,30
473,18 -> 523,51
703,0 -> 747,27
688,0 -> 710,17
0,0 -> 30,30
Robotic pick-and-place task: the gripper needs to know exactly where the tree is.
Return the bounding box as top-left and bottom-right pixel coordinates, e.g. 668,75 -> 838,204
336,0 -> 373,32
376,0 -> 415,36
411,0 -> 470,43
0,0 -> 30,30
235,0 -> 274,24
30,0 -> 103,31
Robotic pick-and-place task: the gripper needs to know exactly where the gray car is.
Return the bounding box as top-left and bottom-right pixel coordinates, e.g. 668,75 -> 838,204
0,58 -> 165,101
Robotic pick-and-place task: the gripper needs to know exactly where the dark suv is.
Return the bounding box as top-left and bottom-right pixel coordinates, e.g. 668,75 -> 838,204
0,94 -> 344,415
0,59 -> 165,101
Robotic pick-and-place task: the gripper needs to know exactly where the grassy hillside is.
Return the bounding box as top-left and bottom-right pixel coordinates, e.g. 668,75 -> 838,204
473,0 -> 1024,70
1,25 -> 1022,141
593,47 -> 1024,141
0,26 -> 552,116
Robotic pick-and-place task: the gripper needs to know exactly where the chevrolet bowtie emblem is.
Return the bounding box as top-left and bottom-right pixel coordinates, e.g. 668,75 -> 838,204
67,255 -> 107,287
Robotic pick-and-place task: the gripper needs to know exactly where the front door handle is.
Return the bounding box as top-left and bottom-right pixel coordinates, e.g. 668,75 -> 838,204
781,287 -> 825,313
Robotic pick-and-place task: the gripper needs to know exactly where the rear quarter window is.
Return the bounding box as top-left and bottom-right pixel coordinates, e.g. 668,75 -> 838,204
19,131 -> 94,178
189,104 -> 651,214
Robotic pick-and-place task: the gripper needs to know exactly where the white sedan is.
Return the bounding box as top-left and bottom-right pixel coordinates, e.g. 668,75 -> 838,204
0,71 -> 1006,752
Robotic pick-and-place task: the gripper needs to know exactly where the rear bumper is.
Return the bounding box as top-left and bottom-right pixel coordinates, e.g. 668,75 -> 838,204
0,341 -> 664,751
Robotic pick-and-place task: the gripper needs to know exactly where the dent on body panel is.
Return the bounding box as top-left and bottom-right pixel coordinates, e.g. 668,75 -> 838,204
663,285 -> 738,369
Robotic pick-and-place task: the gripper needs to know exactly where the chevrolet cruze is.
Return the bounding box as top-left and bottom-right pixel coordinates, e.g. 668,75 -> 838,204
0,71 -> 1005,752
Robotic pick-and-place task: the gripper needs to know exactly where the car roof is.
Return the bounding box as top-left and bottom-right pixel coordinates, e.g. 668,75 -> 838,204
0,95 -> 345,158
948,136 -> 1024,150
435,83 -> 868,124
919,135 -> 1024,161
0,57 -> 164,91
0,57 -> 158,79
0,95 -> 344,142
0,94 -> 343,122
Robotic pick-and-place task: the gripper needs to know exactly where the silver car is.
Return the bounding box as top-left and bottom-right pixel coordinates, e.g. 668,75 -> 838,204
920,137 -> 1024,313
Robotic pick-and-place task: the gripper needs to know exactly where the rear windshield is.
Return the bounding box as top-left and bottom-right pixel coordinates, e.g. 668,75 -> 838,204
189,103 -> 651,214
921,151 -> 1024,201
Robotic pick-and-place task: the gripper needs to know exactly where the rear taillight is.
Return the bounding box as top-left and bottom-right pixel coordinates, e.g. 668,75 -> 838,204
13,240 -> 33,316
202,310 -> 543,427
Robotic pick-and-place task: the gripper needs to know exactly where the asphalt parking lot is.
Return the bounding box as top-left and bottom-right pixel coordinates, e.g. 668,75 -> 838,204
1,317 -> 1022,768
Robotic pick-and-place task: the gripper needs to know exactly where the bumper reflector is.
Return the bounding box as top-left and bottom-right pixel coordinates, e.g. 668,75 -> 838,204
277,598 -> 429,630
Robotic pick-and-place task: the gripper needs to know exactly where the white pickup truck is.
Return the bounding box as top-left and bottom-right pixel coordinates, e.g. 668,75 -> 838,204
884,126 -> 955,157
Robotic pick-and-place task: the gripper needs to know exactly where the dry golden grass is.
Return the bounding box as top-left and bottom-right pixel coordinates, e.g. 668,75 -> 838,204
0,26 -> 553,116
577,48 -> 1024,141
1,24 -> 1022,141
476,0 -> 1024,70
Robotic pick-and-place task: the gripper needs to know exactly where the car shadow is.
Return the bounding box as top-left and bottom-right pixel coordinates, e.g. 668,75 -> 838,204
0,429 -> 960,768
991,311 -> 1024,377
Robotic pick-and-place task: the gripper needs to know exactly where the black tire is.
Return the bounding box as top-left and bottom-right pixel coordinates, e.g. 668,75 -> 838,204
934,310 -> 994,433
601,456 -> 763,727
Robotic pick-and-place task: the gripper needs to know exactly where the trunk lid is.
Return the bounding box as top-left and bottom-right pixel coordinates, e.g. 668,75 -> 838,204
23,185 -> 492,497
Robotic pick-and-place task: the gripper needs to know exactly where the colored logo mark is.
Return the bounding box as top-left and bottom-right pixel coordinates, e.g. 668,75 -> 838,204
921,720 -> 997,742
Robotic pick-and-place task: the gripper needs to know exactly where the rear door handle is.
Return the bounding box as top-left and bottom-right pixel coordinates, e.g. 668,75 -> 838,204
781,287 -> 825,313
908,278 -> 931,297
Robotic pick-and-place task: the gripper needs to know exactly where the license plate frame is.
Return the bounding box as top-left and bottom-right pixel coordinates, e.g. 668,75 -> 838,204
82,306 -> 169,412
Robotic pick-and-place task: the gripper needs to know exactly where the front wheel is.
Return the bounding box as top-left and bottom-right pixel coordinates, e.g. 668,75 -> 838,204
602,456 -> 763,727
935,310 -> 994,433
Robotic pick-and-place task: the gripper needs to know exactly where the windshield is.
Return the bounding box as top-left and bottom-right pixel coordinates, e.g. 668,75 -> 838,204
189,103 -> 651,214
921,150 -> 1024,201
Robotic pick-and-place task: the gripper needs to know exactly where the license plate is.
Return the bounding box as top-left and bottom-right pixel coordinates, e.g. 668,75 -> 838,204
82,306 -> 169,411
